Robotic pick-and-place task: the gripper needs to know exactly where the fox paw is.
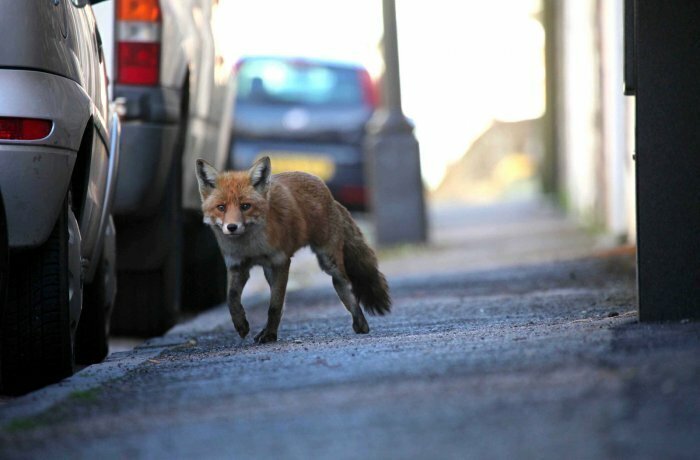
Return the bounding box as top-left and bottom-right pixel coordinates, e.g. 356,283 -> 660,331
353,318 -> 370,334
254,328 -> 277,344
234,319 -> 250,339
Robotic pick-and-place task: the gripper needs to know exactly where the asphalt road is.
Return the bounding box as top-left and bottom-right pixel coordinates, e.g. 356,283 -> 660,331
1,200 -> 699,459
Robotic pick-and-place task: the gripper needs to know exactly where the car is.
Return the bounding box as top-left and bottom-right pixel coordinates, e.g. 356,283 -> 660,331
93,0 -> 235,336
228,56 -> 379,211
0,0 -> 120,394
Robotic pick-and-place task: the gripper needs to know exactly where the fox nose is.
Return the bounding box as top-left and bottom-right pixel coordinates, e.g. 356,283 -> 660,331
227,223 -> 238,233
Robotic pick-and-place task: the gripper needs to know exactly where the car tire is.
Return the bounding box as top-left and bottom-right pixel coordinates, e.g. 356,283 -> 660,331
0,198 -> 75,394
110,156 -> 182,337
181,211 -> 226,312
74,219 -> 116,364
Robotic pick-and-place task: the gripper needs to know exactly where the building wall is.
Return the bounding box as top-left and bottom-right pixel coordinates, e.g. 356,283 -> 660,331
559,0 -> 601,223
548,0 -> 635,241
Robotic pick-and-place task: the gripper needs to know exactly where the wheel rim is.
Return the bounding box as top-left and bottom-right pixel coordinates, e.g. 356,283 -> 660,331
67,205 -> 82,336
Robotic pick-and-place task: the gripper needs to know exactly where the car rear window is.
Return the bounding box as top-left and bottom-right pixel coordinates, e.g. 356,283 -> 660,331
235,58 -> 364,107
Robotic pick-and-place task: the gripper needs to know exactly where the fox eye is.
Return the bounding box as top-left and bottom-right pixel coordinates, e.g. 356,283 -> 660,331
216,204 -> 225,212
240,203 -> 251,211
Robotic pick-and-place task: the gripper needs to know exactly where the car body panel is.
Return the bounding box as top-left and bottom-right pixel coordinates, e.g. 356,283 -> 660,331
113,121 -> 178,216
0,144 -> 74,248
93,0 -> 234,216
159,0 -> 194,90
0,0 -> 82,84
0,70 -> 89,248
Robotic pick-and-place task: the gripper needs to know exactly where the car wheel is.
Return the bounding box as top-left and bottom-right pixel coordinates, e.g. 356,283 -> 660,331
75,217 -> 116,364
181,210 -> 226,313
1,196 -> 81,394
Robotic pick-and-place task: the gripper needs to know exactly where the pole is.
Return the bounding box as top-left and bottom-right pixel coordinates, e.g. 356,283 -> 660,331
364,0 -> 427,246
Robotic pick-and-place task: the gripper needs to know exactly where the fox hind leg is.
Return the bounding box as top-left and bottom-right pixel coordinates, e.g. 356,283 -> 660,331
316,249 -> 370,334
334,277 -> 370,334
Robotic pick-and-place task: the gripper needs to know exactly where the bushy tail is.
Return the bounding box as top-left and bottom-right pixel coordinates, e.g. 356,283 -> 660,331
338,205 -> 391,315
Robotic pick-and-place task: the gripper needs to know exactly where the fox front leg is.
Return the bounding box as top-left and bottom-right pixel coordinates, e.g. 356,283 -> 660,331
227,266 -> 251,339
255,260 -> 291,344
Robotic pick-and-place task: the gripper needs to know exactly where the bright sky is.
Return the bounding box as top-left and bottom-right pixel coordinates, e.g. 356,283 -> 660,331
214,0 -> 544,189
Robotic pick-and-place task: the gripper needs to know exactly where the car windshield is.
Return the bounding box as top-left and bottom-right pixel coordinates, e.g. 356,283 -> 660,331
235,58 -> 364,107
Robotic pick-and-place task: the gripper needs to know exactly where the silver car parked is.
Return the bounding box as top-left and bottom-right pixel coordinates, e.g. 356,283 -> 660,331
0,0 -> 120,394
93,0 -> 234,337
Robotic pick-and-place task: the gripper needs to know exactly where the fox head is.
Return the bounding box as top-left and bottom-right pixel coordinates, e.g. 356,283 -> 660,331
195,156 -> 271,236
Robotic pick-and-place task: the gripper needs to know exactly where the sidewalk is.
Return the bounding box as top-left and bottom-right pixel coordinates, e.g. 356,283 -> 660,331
3,197 -> 698,460
152,198 -> 700,459
378,197 -> 611,277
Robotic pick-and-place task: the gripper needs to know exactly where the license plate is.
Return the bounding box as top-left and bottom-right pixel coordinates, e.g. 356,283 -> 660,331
257,152 -> 336,181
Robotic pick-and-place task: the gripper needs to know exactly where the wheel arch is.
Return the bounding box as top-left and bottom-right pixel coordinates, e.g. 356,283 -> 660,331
70,117 -> 95,223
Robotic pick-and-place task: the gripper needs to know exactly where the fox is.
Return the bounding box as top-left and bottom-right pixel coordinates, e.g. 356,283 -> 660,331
195,156 -> 391,343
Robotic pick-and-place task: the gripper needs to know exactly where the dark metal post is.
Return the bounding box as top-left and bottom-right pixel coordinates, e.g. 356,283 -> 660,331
629,1 -> 700,321
364,0 -> 427,246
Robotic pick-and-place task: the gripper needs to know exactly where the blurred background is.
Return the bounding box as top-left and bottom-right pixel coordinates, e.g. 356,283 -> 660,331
214,0 -> 635,240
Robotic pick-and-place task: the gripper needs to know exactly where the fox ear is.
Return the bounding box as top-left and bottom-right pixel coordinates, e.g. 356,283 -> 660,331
249,156 -> 271,194
196,159 -> 218,200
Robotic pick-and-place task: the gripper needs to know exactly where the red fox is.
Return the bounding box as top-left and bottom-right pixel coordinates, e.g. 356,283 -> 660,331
195,156 -> 391,343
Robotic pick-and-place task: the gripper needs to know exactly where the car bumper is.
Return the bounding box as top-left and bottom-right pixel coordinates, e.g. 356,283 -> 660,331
230,139 -> 367,210
0,69 -> 90,248
0,145 -> 74,248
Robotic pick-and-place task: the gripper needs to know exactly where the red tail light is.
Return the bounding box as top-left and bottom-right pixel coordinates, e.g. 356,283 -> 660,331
358,69 -> 379,109
117,42 -> 160,85
116,0 -> 161,86
0,117 -> 53,140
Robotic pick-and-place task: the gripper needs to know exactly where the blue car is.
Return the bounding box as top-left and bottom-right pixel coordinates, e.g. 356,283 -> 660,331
229,56 -> 378,211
